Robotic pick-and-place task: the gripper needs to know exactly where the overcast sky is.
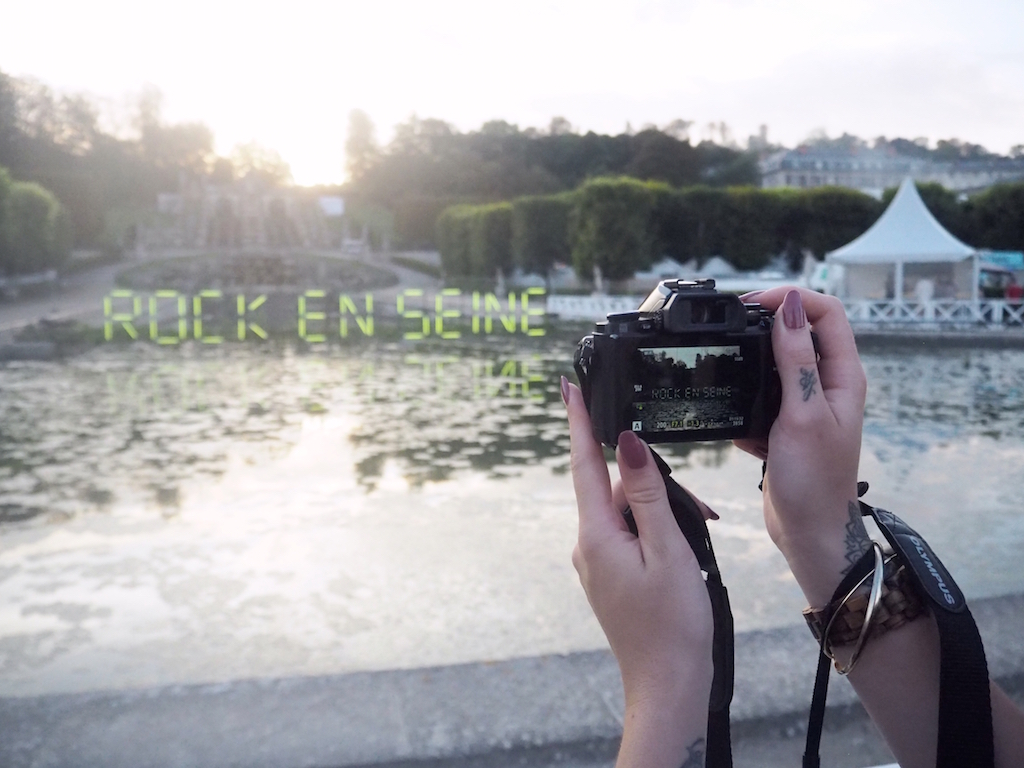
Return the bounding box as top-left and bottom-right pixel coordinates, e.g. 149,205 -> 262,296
3,0 -> 1023,185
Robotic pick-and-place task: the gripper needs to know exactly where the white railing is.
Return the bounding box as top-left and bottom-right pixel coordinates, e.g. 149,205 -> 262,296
546,294 -> 644,321
843,299 -> 1024,327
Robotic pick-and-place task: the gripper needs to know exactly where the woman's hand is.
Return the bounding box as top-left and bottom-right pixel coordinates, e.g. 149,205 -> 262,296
564,376 -> 713,767
734,288 -> 869,606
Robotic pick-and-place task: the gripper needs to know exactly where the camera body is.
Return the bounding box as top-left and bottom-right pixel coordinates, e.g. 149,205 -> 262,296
573,279 -> 780,446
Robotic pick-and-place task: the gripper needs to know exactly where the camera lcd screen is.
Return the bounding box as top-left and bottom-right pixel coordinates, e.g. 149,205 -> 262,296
630,345 -> 758,434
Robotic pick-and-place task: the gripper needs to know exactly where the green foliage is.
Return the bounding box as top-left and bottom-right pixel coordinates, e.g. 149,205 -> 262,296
435,205 -> 475,277
468,203 -> 513,277
717,187 -> 782,271
438,180 -> 887,283
964,182 -> 1024,252
670,186 -> 729,261
0,175 -> 69,274
510,194 -> 572,275
800,187 -> 884,255
395,195 -> 465,249
570,177 -> 656,281
349,117 -> 757,249
345,109 -> 379,183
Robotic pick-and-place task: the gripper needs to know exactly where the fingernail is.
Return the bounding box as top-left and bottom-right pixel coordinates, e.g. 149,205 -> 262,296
708,507 -> 720,521
782,289 -> 806,330
617,430 -> 648,469
560,375 -> 570,406
739,289 -> 765,302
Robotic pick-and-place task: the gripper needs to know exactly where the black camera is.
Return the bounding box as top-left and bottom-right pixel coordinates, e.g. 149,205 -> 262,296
573,279 -> 780,446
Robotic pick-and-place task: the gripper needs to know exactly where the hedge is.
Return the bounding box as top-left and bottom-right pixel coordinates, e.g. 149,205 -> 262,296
435,179 -> 1024,284
0,167 -> 71,275
510,193 -> 572,276
569,177 -> 657,281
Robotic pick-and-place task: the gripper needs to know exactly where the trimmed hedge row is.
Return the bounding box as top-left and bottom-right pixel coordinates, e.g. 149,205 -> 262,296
437,177 -> 888,281
0,166 -> 71,276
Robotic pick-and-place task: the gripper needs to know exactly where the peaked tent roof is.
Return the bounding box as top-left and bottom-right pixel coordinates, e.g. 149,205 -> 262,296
827,178 -> 976,264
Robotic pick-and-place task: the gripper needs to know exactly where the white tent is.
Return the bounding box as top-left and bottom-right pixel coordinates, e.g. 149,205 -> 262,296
826,178 -> 979,302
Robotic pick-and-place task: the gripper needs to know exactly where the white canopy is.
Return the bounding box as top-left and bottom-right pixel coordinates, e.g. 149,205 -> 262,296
827,177 -> 975,264
826,178 -> 979,301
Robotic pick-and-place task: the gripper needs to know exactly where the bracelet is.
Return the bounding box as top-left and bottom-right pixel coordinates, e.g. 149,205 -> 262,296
802,544 -> 928,673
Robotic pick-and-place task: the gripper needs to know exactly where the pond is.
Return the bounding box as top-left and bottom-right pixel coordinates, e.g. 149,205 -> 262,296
1,330 -> 1022,697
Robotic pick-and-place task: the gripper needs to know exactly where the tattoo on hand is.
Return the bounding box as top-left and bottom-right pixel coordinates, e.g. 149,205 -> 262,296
841,501 -> 871,575
681,737 -> 706,767
799,367 -> 818,401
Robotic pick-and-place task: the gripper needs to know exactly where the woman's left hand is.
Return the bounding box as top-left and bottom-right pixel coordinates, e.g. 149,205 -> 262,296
565,377 -> 714,727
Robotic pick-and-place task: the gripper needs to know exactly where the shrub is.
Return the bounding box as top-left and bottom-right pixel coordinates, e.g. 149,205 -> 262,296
510,193 -> 572,276
435,204 -> 475,278
569,177 -> 656,280
0,175 -> 70,275
468,203 -> 513,277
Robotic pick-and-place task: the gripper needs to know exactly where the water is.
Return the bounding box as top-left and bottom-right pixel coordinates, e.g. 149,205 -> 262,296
0,333 -> 1022,697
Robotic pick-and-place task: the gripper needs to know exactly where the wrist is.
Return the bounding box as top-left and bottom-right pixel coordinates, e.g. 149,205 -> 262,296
621,652 -> 714,716
773,502 -> 871,607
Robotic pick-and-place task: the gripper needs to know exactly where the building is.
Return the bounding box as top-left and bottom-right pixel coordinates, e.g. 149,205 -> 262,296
761,145 -> 1024,198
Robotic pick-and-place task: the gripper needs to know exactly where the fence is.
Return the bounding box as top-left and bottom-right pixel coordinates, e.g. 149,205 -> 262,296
843,299 -> 1024,327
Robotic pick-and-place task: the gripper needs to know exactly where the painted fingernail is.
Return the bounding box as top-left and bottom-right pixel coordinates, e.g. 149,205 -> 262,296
782,289 -> 806,330
739,289 -> 766,302
617,430 -> 648,469
560,375 -> 570,406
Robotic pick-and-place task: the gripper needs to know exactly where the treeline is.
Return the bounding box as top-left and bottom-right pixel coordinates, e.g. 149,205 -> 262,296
344,114 -> 760,249
437,178 -> 1024,282
0,166 -> 70,275
0,69 -> 290,254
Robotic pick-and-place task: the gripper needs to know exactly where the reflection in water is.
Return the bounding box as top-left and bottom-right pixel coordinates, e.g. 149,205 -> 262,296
0,334 -> 1023,695
0,337 -> 1021,523
861,344 -> 1024,476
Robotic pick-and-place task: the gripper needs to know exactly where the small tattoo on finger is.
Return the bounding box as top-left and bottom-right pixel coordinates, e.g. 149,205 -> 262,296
799,368 -> 818,401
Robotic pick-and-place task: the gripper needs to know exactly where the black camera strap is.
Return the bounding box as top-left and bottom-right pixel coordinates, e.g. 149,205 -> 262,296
803,499 -> 993,768
623,449 -> 735,768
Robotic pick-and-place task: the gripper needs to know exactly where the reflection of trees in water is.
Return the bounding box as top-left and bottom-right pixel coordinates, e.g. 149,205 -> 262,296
637,347 -> 748,392
0,349 -> 298,524
4,339 -> 1015,527
342,350 -> 570,489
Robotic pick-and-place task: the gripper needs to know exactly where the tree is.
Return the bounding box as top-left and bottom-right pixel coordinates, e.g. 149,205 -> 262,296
468,203 -> 513,277
230,141 -> 292,186
965,182 -> 1024,252
345,109 -> 378,183
0,178 -> 68,274
570,177 -> 656,281
548,116 -> 573,136
0,70 -> 18,168
436,205 -> 475,277
624,129 -> 700,188
511,194 -> 572,277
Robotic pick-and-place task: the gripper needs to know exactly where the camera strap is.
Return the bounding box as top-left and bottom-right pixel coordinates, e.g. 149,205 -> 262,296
624,449 -> 735,768
802,499 -> 993,768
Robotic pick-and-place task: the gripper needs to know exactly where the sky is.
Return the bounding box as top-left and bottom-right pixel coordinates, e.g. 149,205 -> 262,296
3,0 -> 1023,186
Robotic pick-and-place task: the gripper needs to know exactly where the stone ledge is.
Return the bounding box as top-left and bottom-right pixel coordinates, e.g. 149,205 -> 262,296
1,593 -> 1021,768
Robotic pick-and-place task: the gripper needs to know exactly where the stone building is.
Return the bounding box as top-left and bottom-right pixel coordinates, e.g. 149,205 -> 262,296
761,145 -> 1024,197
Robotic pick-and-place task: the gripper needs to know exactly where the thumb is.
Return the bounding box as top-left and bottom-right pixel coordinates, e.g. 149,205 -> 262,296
615,430 -> 688,561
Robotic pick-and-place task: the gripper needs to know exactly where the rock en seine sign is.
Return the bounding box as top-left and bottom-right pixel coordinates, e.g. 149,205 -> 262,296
103,288 -> 548,343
